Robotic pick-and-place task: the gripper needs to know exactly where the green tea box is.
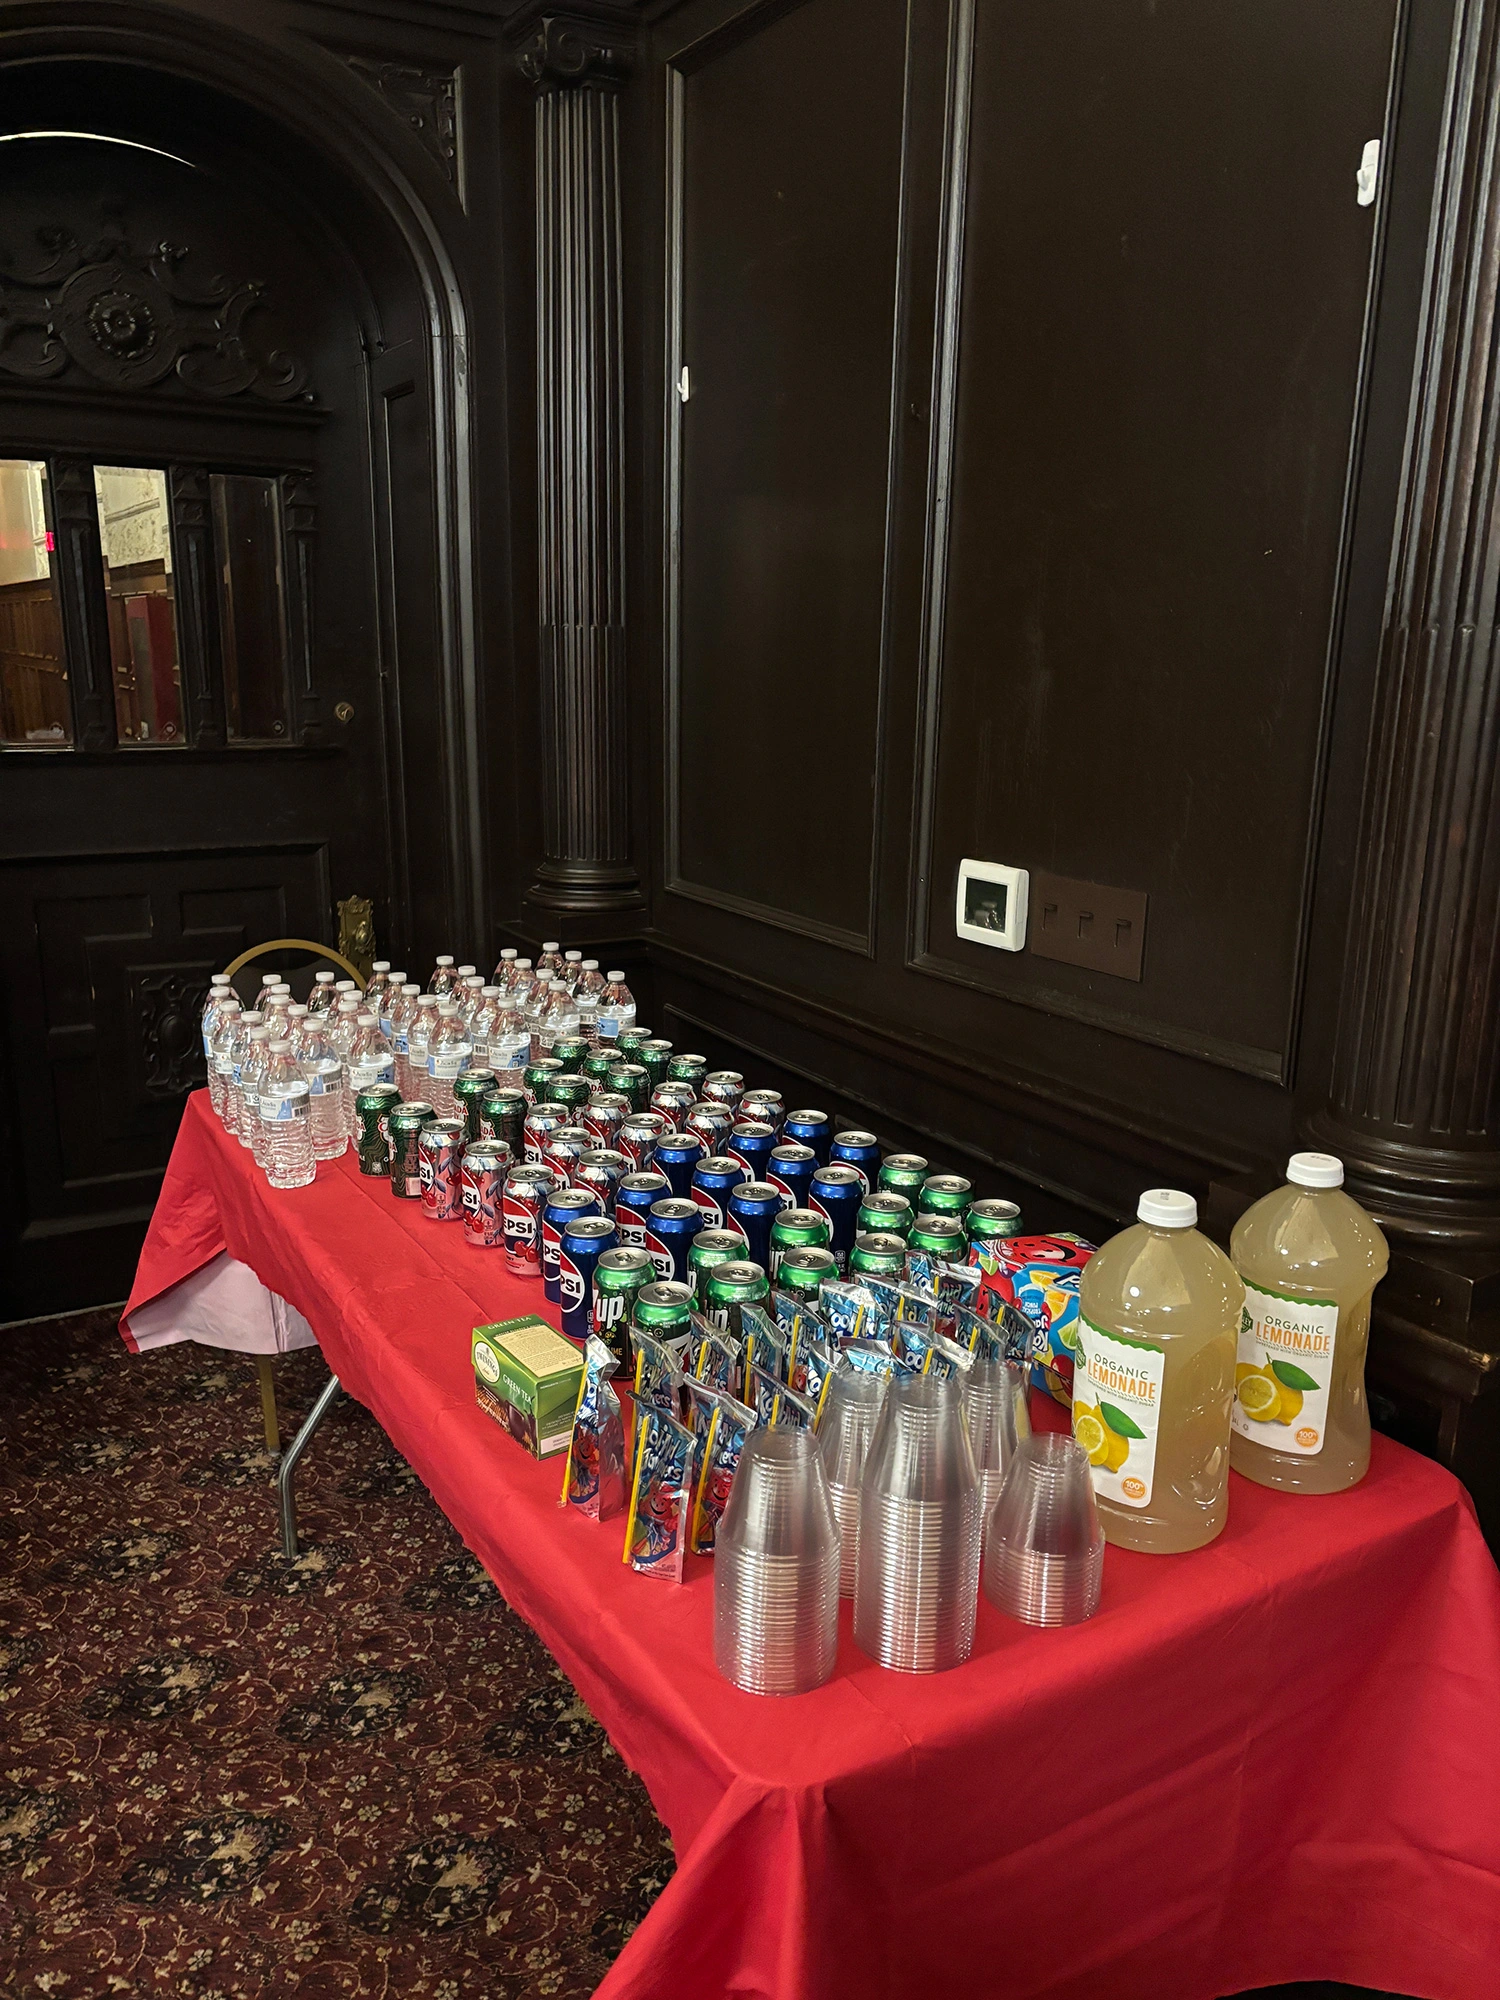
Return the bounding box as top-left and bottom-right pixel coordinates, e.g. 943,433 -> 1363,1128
472,1316 -> 583,1458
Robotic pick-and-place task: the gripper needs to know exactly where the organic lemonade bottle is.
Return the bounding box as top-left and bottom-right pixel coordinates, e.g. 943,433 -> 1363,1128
1074,1189 -> 1241,1553
1229,1152 -> 1388,1493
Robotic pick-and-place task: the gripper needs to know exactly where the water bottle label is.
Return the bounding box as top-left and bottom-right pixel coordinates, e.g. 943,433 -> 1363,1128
428,1050 -> 472,1080
349,1060 -> 395,1092
308,1073 -> 327,1095
215,1056 -> 236,1078
492,1042 -> 528,1070
260,1087 -> 311,1122
393,1032 -> 409,1055
598,1019 -> 620,1039
379,1015 -> 395,1040
1072,1315 -> 1165,1509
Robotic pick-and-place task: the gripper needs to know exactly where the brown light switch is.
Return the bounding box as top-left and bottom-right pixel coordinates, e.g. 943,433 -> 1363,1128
1029,870 -> 1148,982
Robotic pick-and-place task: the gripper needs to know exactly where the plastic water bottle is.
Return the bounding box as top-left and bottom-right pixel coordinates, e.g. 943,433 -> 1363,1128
201,974 -> 231,1058
471,985 -> 500,1059
521,968 -> 549,1056
241,1028 -> 272,1164
562,949 -> 583,992
347,1012 -> 396,1099
379,973 -> 406,1041
261,1039 -> 315,1190
576,960 -> 605,1004
540,979 -> 578,1052
253,971 -> 279,1012
228,1010 -> 265,1142
328,996 -> 361,1137
492,945 -> 518,987
292,1011 -> 347,1160
425,999 -> 472,1117
307,970 -> 337,1017
505,956 -> 532,1006
408,994 -> 440,1096
537,941 -> 564,978
576,989 -> 599,1047
388,983 -> 419,1098
597,971 -> 636,1042
208,999 -> 242,1121
430,955 -> 458,996
457,962 -> 477,985
488,992 -> 530,1073
368,961 -> 392,1012
459,974 -> 486,1031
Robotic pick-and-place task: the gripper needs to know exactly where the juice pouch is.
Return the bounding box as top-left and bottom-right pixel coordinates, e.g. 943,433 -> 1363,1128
689,1390 -> 757,1555
979,1232 -> 1096,1408
820,1278 -> 885,1345
773,1379 -> 819,1430
789,1332 -> 840,1425
740,1302 -> 790,1384
954,1302 -> 1017,1366
919,1327 -> 977,1382
842,1337 -> 899,1378
903,1251 -> 981,1316
633,1330 -> 685,1417
771,1288 -> 803,1338
746,1361 -> 785,1428
623,1408 -> 697,1582
690,1314 -> 743,1399
561,1336 -> 626,1520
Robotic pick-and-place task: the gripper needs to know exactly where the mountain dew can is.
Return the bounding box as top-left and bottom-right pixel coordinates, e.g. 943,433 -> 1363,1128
920,1173 -> 973,1221
908,1213 -> 968,1260
878,1153 -> 930,1198
389,1102 -> 437,1199
616,1028 -> 652,1060
858,1191 -> 913,1239
967,1198 -> 1023,1247
773,1245 -> 837,1302
667,1053 -> 707,1090
849,1231 -> 909,1278
546,1074 -> 591,1114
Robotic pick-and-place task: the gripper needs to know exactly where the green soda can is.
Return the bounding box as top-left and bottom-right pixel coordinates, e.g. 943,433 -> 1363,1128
878,1153 -> 930,1198
608,1061 -> 650,1113
584,1047 -> 617,1086
633,1279 -> 695,1351
523,1057 -> 563,1105
689,1228 -> 747,1308
967,1198 -> 1023,1250
637,1039 -> 674,1089
705,1259 -> 770,1339
546,1074 -> 591,1114
453,1067 -> 497,1144
552,1036 -> 589,1073
769,1207 -> 832,1276
849,1231 -> 909,1278
920,1173 -> 973,1221
388,1101 -> 437,1199
667,1052 -> 707,1089
908,1213 -> 968,1260
616,1026 -> 652,1056
772,1245 -> 837,1303
591,1246 -> 652,1369
481,1085 -> 528,1157
858,1191 -> 913,1239
355,1084 -> 403,1175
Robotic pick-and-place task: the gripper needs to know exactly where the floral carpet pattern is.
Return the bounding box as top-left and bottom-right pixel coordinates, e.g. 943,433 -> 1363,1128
0,1312 -> 675,1997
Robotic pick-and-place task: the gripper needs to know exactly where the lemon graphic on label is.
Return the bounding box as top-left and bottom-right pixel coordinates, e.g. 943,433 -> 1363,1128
1073,1404 -> 1111,1467
1237,1371 -> 1281,1423
1266,1358 -> 1319,1426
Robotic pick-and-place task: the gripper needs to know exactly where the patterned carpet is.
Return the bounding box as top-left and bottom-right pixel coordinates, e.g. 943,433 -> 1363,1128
0,1311 -> 674,1998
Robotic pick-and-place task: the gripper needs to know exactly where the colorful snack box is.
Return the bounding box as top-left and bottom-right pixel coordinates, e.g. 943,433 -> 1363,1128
561,1335 -> 626,1519
976,1232 -> 1096,1407
689,1390 -> 757,1556
623,1407 -> 697,1583
472,1316 -> 584,1459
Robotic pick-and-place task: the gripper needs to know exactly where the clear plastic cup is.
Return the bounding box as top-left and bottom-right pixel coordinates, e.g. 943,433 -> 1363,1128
854,1371 -> 981,1673
983,1433 -> 1105,1627
964,1358 -> 1030,1519
817,1369 -> 888,1596
714,1427 -> 839,1696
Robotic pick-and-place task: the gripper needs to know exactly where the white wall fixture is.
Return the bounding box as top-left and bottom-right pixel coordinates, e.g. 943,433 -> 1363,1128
955,859 -> 1028,951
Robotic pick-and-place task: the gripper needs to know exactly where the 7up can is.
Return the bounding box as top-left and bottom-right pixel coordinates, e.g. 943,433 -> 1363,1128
775,1245 -> 838,1303
704,1260 -> 770,1340
591,1246 -> 651,1368
769,1207 -> 831,1277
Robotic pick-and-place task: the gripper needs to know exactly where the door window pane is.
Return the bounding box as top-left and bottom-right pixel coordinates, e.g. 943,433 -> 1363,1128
211,473 -> 290,741
94,466 -> 185,746
0,459 -> 71,746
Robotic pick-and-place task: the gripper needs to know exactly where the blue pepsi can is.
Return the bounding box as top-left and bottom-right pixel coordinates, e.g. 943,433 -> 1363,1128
808,1162 -> 864,1271
542,1185 -> 599,1301
559,1213 -> 617,1340
830,1128 -> 881,1194
726,1180 -> 782,1271
767,1142 -> 816,1211
654,1130 -> 704,1197
728,1119 -> 777,1183
691,1154 -> 746,1229
615,1168 -> 670,1250
740,1089 -> 784,1134
784,1108 -> 833,1164
643,1196 -> 703,1284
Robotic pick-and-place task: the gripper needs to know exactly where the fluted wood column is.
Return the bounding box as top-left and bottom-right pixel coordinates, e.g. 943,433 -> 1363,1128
518,13 -> 639,917
1316,0 -> 1500,1248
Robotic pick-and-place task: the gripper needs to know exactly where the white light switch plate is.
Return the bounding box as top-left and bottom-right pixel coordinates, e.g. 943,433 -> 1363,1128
955,859 -> 1028,950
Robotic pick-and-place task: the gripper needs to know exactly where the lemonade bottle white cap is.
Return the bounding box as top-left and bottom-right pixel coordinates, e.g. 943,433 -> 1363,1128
1287,1151 -> 1344,1189
1137,1188 -> 1197,1228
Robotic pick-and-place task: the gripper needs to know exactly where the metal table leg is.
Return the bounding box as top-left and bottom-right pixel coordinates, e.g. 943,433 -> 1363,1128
277,1372 -> 343,1562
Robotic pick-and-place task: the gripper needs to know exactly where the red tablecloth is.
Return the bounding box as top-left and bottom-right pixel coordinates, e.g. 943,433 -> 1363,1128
125,1094 -> 1500,2000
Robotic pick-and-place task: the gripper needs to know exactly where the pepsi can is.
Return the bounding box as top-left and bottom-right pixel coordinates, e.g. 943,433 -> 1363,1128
830,1129 -> 881,1194
418,1120 -> 465,1221
691,1154 -> 747,1228
616,1168 -> 670,1249
703,1069 -> 744,1110
543,1124 -> 592,1179
740,1089 -> 784,1133
619,1113 -> 667,1170
784,1108 -> 833,1164
643,1196 -> 703,1284
503,1164 -> 555,1275
543,1185 -> 599,1300
686,1100 -> 734,1152
575,1146 -> 627,1213
654,1130 -> 704,1197
809,1162 -> 864,1270
728,1120 -> 777,1183
582,1091 -> 630,1146
650,1081 -> 696,1125
559,1214 -> 617,1342
523,1105 -> 564,1163
767,1142 -> 816,1211
460,1142 -> 509,1249
725,1180 -> 782,1270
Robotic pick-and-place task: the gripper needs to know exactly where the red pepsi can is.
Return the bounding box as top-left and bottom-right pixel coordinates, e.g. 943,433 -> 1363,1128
809,1162 -> 864,1270
616,1168 -> 670,1249
619,1112 -> 667,1170
784,1108 -> 833,1165
691,1154 -> 747,1229
725,1180 -> 782,1271
703,1069 -> 744,1110
583,1091 -> 629,1145
740,1089 -> 784,1133
830,1129 -> 881,1194
543,1185 -> 600,1300
650,1081 -> 696,1125
503,1165 -> 554,1275
418,1120 -> 465,1220
575,1147 -> 626,1213
460,1142 -> 509,1248
643,1196 -> 703,1283
767,1142 -> 816,1211
543,1124 -> 591,1179
524,1105 -> 564,1163
559,1213 -> 617,1341
686,1100 -> 734,1152
729,1120 -> 777,1183
654,1130 -> 704,1198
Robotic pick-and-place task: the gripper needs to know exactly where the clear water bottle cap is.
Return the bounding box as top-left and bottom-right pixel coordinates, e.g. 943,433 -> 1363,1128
466,975 -> 484,988
1137,1188 -> 1197,1229
607,970 -> 625,982
335,979 -> 356,992
403,983 -> 419,995
458,965 -> 476,977
1287,1151 -> 1343,1189
248,1026 -> 269,1040
211,973 -> 231,985
220,998 -> 242,1012
270,982 -> 291,994
242,1011 -> 264,1024
314,970 -> 335,984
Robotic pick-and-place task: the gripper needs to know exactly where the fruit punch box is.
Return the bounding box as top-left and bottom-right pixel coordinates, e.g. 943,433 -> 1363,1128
975,1232 -> 1096,1408
473,1316 -> 583,1459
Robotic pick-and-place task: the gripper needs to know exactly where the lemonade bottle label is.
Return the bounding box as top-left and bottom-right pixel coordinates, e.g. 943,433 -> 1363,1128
1072,1316 -> 1165,1508
1231,1279 -> 1336,1455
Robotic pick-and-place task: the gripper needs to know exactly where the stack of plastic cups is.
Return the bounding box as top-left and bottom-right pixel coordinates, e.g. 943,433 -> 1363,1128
817,1369 -> 889,1597
964,1358 -> 1030,1522
854,1372 -> 982,1673
983,1434 -> 1105,1627
714,1428 -> 840,1696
